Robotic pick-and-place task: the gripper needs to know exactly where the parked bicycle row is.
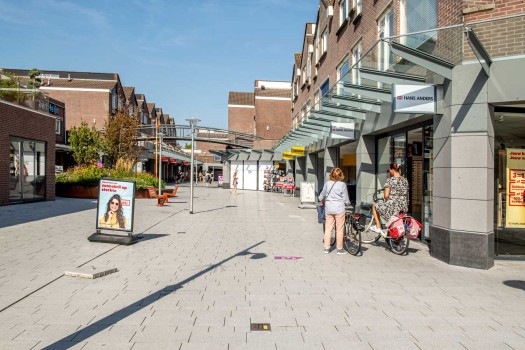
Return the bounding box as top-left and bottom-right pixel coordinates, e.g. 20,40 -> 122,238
317,164 -> 422,256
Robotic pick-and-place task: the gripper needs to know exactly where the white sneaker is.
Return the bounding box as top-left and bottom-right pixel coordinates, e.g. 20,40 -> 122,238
369,225 -> 382,234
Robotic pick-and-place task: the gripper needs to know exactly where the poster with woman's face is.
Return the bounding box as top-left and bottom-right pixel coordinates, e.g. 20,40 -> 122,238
96,179 -> 135,232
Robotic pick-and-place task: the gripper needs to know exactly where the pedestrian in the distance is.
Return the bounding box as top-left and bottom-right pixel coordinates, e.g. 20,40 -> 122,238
319,167 -> 351,255
230,171 -> 238,194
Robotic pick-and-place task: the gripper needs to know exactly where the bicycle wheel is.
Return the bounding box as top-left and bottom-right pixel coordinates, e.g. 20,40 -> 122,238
388,228 -> 410,255
343,222 -> 361,255
360,216 -> 381,244
322,222 -> 336,247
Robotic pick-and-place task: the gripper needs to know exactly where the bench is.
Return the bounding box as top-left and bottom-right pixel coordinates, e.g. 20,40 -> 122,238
147,186 -> 168,206
164,185 -> 179,203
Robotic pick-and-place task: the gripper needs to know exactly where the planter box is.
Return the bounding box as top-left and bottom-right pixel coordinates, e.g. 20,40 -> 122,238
56,183 -> 149,199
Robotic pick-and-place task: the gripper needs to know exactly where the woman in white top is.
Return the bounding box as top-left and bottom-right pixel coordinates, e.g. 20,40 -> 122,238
319,167 -> 351,255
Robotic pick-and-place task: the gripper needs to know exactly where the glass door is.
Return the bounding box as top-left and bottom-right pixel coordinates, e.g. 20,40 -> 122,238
9,141 -> 22,202
8,138 -> 46,203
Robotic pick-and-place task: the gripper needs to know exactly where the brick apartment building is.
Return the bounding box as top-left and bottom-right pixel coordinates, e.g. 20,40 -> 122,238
270,0 -> 525,268
196,80 -> 291,180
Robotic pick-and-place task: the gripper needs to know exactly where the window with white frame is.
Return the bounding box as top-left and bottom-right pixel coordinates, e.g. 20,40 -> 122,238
314,90 -> 321,111
378,8 -> 394,71
293,78 -> 299,98
352,42 -> 362,85
321,28 -> 328,55
337,56 -> 350,95
55,118 -> 62,135
306,99 -> 311,118
315,29 -> 320,62
301,106 -> 306,123
302,66 -> 306,85
353,0 -> 362,15
307,55 -> 312,80
400,0 -> 438,48
339,0 -> 348,26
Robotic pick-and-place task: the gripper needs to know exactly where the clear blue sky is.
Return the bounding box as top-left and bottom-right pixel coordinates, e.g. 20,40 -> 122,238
0,0 -> 317,129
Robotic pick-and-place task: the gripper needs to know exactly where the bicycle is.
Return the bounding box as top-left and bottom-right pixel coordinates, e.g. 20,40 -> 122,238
321,206 -> 361,255
358,189 -> 411,255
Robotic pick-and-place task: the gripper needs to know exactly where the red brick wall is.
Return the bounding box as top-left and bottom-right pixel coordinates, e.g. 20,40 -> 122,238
228,106 -> 255,135
464,1 -> 525,59
0,101 -> 56,205
254,98 -> 292,141
41,89 -> 111,131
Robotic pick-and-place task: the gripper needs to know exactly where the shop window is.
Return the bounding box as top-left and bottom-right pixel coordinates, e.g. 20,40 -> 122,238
494,112 -> 525,256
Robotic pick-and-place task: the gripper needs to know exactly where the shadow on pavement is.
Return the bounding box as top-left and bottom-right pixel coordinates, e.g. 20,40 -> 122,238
503,280 -> 525,292
0,198 -> 97,229
136,233 -> 170,242
41,241 -> 266,350
193,205 -> 237,214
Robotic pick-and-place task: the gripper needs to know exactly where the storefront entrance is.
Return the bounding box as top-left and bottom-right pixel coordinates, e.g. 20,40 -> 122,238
9,138 -> 47,203
376,124 -> 433,239
494,109 -> 525,256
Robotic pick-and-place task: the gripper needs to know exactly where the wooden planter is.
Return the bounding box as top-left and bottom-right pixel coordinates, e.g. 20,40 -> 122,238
56,183 -> 149,199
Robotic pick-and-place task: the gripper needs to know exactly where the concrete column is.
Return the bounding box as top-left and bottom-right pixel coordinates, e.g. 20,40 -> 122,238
286,160 -> 294,178
323,146 -> 338,181
306,152 -> 318,196
355,135 -> 376,210
294,156 -> 306,197
223,161 -> 231,189
431,65 -> 494,269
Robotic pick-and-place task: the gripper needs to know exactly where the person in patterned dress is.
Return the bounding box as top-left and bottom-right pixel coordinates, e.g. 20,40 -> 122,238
370,162 -> 409,236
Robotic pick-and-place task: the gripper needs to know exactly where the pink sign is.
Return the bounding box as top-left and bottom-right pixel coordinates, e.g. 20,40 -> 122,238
274,256 -> 303,261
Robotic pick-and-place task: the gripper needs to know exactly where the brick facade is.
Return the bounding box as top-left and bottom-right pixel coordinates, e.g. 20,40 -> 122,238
0,101 -> 56,205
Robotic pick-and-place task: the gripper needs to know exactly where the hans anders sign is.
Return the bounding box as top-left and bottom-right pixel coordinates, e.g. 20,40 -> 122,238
330,122 -> 355,139
393,84 -> 436,114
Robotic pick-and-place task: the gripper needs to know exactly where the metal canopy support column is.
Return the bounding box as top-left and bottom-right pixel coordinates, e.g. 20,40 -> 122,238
465,27 -> 492,77
390,41 -> 455,80
341,82 -> 392,102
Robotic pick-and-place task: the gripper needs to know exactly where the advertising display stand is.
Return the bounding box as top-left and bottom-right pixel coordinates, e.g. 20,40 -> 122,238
88,179 -> 139,245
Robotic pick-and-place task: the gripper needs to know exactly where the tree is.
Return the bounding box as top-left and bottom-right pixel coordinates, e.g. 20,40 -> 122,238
0,72 -> 22,103
103,107 -> 140,168
68,121 -> 103,166
27,68 -> 42,89
184,143 -> 192,149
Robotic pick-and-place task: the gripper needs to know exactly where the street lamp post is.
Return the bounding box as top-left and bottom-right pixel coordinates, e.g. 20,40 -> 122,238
158,132 -> 164,196
186,118 -> 200,214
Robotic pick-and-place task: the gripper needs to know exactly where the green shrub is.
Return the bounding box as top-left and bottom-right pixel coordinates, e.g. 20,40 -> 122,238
56,165 -> 107,186
107,171 -> 162,190
56,165 -> 163,190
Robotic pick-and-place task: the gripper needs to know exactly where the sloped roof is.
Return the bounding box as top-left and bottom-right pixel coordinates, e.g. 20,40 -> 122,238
40,79 -> 116,90
228,92 -> 254,106
123,86 -> 135,100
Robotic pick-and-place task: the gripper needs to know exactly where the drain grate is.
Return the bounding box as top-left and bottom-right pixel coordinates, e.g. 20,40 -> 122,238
250,323 -> 271,331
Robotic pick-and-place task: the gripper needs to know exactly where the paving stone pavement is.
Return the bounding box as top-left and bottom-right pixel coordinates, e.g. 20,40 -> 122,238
0,184 -> 524,350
